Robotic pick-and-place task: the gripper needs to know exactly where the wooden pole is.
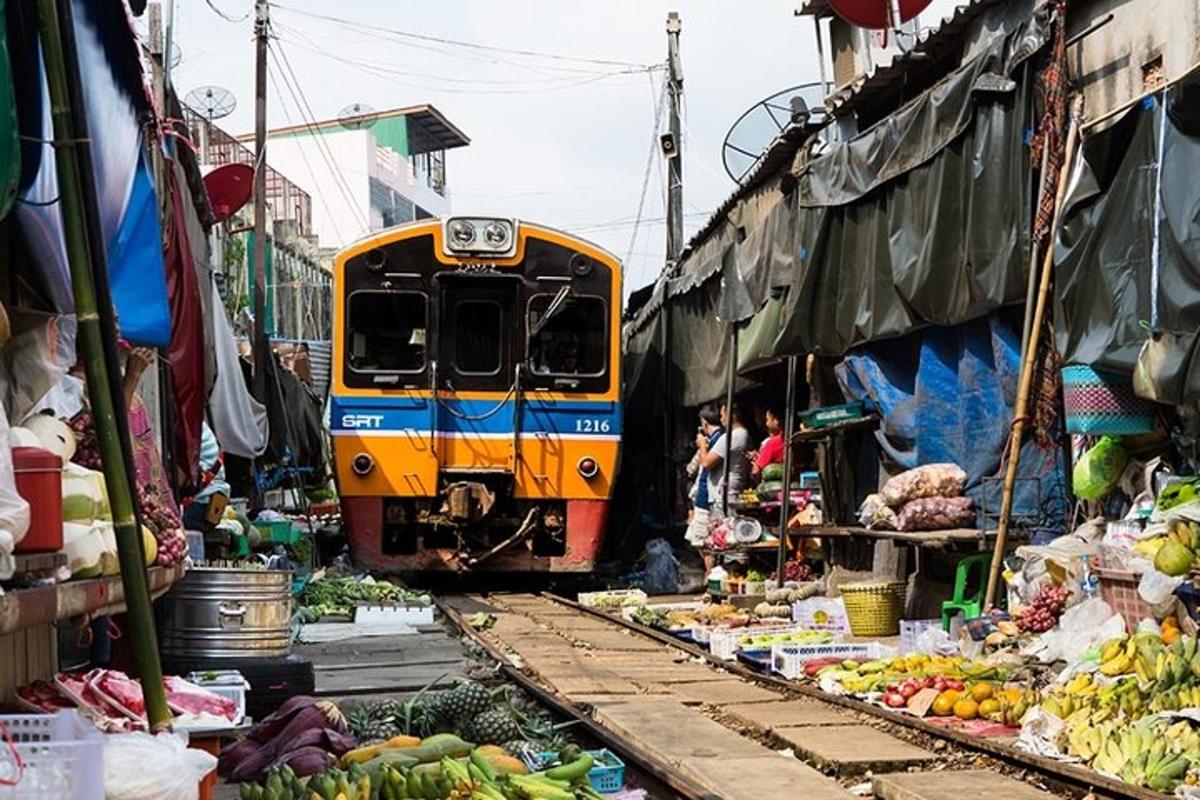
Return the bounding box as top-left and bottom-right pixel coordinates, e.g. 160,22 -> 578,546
721,324 -> 738,515
35,0 -> 172,729
776,355 -> 799,587
983,102 -> 1082,611
251,0 -> 269,401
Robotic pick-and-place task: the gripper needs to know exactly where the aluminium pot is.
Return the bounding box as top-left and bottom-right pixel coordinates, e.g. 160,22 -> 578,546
159,567 -> 293,659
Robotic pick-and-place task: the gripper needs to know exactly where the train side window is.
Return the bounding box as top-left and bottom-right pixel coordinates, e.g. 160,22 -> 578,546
453,299 -> 503,375
347,291 -> 427,374
527,296 -> 607,379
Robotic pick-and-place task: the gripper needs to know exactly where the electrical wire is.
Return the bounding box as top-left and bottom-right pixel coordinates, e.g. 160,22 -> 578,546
271,27 -> 652,96
264,56 -> 349,245
268,39 -> 371,232
203,0 -> 251,23
272,2 -> 652,71
272,21 -> 645,88
624,73 -> 669,270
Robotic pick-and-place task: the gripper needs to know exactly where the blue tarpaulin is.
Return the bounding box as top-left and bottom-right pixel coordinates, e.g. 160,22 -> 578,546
835,310 -> 1065,537
11,0 -> 170,347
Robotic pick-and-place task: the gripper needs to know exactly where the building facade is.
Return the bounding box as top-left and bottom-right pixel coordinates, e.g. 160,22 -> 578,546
250,106 -> 470,250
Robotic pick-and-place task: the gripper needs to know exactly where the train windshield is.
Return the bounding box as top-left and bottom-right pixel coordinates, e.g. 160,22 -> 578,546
527,295 -> 606,377
347,291 -> 427,373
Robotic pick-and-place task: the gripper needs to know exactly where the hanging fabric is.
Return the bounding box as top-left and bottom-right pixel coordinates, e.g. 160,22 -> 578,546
208,279 -> 268,458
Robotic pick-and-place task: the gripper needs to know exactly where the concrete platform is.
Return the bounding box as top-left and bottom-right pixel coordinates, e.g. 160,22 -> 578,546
782,724 -> 935,775
721,699 -> 849,728
872,770 -> 1059,800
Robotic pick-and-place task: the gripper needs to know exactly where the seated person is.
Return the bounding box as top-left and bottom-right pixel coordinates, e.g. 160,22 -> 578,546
749,405 -> 786,482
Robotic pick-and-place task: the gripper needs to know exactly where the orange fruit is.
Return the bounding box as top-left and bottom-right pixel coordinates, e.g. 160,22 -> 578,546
1164,627 -> 1181,645
953,697 -> 979,720
978,698 -> 1002,719
969,682 -> 995,702
931,689 -> 960,716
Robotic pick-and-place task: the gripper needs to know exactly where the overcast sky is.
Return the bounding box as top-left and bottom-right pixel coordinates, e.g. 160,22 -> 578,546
169,0 -> 958,296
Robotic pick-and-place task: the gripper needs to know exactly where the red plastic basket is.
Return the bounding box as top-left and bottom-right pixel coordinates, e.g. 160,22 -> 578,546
1096,568 -> 1154,633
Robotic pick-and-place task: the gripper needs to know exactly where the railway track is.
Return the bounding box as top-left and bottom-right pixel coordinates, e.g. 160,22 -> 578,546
439,591 -> 1161,800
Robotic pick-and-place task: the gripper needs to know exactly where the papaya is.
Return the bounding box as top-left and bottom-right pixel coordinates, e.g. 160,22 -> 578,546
384,734 -> 422,748
480,753 -> 528,775
358,751 -> 420,773
472,745 -> 506,758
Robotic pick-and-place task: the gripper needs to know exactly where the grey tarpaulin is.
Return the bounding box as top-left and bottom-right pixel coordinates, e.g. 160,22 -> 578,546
771,18 -> 1040,359
1055,70 -> 1200,405
209,279 -> 268,458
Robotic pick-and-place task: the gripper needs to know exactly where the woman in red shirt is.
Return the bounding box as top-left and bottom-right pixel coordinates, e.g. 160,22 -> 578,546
750,406 -> 785,482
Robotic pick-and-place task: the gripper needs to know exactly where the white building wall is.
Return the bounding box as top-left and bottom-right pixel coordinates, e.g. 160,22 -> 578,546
266,130 -> 373,250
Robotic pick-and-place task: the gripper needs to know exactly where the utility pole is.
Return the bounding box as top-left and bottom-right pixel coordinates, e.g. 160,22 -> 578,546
661,12 -> 683,534
665,12 -> 684,264
252,0 -> 269,401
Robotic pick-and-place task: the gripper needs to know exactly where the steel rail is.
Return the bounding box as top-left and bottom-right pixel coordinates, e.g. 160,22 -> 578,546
543,592 -> 1162,800
435,598 -> 721,800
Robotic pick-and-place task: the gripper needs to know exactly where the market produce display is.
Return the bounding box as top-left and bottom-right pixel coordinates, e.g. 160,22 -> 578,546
1014,584 -> 1069,633
219,695 -> 354,782
299,575 -> 430,622
345,681 -> 564,758
236,745 -> 601,800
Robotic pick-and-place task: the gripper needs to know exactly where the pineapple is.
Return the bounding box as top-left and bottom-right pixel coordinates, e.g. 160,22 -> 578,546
464,708 -> 522,744
447,681 -> 492,719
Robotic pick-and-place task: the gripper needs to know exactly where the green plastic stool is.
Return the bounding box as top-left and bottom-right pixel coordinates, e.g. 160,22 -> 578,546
941,553 -> 992,631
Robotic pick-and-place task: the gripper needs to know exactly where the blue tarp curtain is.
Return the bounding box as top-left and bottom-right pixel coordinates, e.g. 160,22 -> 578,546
836,310 -> 1064,535
10,0 -> 171,346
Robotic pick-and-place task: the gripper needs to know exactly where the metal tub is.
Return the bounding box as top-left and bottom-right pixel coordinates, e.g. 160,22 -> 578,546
159,567 -> 293,659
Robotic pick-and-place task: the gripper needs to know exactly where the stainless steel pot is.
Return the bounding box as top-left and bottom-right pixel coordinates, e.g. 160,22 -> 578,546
159,567 -> 293,659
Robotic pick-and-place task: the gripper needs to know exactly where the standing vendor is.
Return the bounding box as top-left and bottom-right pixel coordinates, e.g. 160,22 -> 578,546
686,405 -> 723,572
749,405 -> 786,482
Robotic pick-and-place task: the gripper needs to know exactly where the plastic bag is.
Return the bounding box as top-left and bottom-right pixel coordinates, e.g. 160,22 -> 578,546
0,411 -> 30,575
642,538 -> 679,595
104,731 -> 216,800
880,463 -> 967,507
0,310 -> 76,424
1022,597 -> 1124,663
857,493 -> 897,530
895,496 -> 975,531
1073,436 -> 1128,501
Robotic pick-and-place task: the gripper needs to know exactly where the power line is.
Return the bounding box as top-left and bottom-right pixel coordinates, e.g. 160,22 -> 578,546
204,0 -> 251,23
271,27 -> 652,96
271,2 -> 652,70
267,39 -> 371,233
264,57 -> 348,245
625,73 -> 669,269
272,21 -> 646,88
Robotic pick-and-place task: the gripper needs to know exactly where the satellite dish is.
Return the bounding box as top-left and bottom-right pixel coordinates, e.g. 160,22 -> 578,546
721,83 -> 826,185
203,163 -> 255,223
828,0 -> 932,30
169,43 -> 183,69
184,85 -> 236,121
338,103 -> 379,130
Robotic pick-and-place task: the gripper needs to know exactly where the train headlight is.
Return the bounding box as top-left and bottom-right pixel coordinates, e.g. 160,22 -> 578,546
448,219 -> 476,248
577,456 -> 599,479
351,453 -> 374,476
483,222 -> 510,248
443,217 -> 518,257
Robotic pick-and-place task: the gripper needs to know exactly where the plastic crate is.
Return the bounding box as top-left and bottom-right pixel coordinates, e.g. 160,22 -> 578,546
1097,568 -> 1154,633
770,641 -> 897,681
708,622 -> 820,661
255,520 -> 301,545
185,671 -> 250,726
525,750 -> 625,794
0,711 -> 104,799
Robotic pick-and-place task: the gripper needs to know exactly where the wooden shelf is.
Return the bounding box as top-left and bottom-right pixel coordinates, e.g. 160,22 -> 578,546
789,525 -> 1000,547
0,565 -> 184,636
790,415 -> 881,443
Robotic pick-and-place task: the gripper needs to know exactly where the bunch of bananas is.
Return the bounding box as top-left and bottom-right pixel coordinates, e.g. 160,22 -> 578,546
1088,722 -> 1193,792
1148,684 -> 1200,713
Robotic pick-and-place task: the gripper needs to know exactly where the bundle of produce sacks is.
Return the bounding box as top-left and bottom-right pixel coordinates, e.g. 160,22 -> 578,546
860,463 -> 974,531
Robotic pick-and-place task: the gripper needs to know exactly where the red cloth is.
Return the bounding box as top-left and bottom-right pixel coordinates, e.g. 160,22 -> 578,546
164,165 -> 204,484
755,433 -> 785,470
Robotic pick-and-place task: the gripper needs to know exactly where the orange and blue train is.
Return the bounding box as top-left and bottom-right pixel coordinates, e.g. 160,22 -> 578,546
330,217 -> 622,572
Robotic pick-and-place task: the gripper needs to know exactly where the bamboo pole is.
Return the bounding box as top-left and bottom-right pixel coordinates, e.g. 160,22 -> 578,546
983,101 -> 1082,611
776,355 -> 799,587
35,0 -> 172,729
